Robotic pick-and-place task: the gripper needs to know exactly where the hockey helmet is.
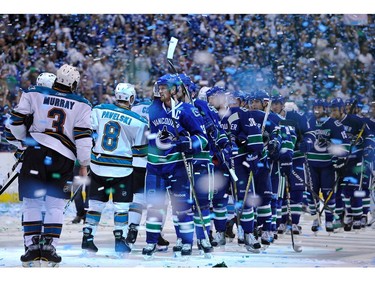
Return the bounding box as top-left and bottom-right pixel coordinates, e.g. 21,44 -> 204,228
313,98 -> 327,108
115,83 -> 136,105
251,89 -> 270,103
156,74 -> 181,90
329,97 -> 345,109
56,64 -> 80,92
36,72 -> 56,88
271,94 -> 285,104
206,86 -> 226,98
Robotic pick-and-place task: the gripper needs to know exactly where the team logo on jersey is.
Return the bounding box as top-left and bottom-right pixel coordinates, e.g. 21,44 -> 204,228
192,107 -> 201,117
155,125 -> 173,150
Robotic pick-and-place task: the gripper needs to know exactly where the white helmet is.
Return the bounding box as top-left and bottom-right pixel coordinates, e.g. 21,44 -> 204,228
198,86 -> 211,101
115,83 -> 136,105
56,64 -> 80,91
36,72 -> 56,88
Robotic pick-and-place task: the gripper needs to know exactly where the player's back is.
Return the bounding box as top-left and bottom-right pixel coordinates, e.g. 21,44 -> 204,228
15,85 -> 91,161
90,103 -> 148,177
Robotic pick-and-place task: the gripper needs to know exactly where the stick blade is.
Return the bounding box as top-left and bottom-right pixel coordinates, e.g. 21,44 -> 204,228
167,37 -> 178,60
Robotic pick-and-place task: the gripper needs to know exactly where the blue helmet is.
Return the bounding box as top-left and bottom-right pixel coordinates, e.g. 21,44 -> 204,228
251,89 -> 270,103
271,94 -> 285,104
329,97 -> 345,109
313,98 -> 327,107
206,86 -> 226,98
345,97 -> 356,106
178,73 -> 197,94
156,74 -> 181,89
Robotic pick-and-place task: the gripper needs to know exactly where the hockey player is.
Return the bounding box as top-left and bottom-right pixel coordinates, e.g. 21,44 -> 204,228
329,97 -> 373,230
225,90 -> 267,252
271,94 -> 310,236
247,90 -> 284,247
9,65 -> 92,267
175,73 -> 217,255
302,98 -> 350,233
204,86 -> 238,246
81,82 -> 148,256
142,74 -> 208,258
126,84 -> 170,251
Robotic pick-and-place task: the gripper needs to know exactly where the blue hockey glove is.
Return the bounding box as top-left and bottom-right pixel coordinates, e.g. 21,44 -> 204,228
244,153 -> 260,174
299,138 -> 313,153
172,136 -> 192,153
363,146 -> 374,161
222,144 -> 232,165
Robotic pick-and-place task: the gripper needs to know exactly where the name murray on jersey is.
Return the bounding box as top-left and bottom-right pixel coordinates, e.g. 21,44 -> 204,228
43,96 -> 76,110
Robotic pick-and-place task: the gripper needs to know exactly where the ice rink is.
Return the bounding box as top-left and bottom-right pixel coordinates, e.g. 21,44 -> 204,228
1,152 -> 374,280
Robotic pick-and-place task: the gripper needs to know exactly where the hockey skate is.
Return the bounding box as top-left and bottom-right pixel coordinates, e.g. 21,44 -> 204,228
325,221 -> 334,234
81,227 -> 98,254
197,238 -> 213,258
113,230 -> 131,257
277,223 -> 286,235
360,216 -> 367,229
367,213 -> 375,227
352,220 -> 361,233
125,223 -> 138,249
211,231 -> 226,247
260,231 -> 273,249
40,236 -> 61,267
181,243 -> 192,259
142,243 -> 157,260
311,218 -> 320,234
209,230 -> 217,247
20,236 -> 41,267
343,216 -> 353,232
237,225 -> 245,245
292,224 -> 301,235
225,219 -> 236,242
173,238 -> 183,257
244,233 -> 261,253
156,234 -> 169,252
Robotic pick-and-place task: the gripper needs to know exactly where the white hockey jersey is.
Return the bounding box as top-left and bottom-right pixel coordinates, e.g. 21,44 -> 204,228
9,86 -> 92,166
131,100 -> 151,168
90,103 -> 148,177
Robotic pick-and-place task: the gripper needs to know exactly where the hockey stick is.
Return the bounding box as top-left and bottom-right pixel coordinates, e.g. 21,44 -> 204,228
285,174 -> 302,252
63,182 -> 85,215
0,155 -> 23,196
168,37 -> 211,245
167,37 -> 193,104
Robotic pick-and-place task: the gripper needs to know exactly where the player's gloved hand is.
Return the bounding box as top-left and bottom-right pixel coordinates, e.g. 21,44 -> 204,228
332,156 -> 346,175
222,144 -> 232,165
262,130 -> 270,144
268,139 -> 280,160
245,153 -> 260,174
363,146 -> 374,161
172,136 -> 192,153
299,138 -> 313,153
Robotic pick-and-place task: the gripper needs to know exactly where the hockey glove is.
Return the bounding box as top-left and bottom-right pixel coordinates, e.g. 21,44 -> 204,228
172,136 -> 192,153
268,139 -> 280,160
245,153 -> 260,174
363,146 -> 374,161
222,144 -> 233,165
299,138 -> 313,153
332,156 -> 346,176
